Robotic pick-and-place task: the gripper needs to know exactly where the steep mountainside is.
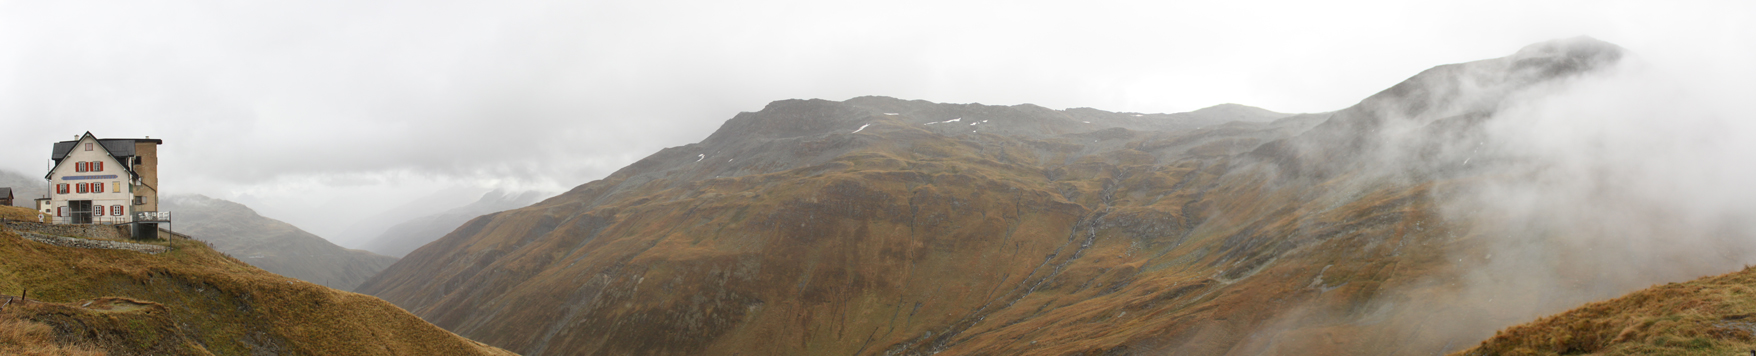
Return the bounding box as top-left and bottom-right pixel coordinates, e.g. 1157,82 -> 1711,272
0,169 -> 47,207
359,37 -> 1679,355
0,206 -> 514,356
360,190 -> 549,258
163,195 -> 397,291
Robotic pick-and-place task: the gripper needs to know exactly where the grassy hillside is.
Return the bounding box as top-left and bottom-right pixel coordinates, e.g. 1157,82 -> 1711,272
163,195 -> 398,291
1454,266 -> 1756,356
0,206 -> 515,356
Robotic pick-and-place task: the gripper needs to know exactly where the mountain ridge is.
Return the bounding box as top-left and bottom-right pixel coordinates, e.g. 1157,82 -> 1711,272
358,37 -> 1657,355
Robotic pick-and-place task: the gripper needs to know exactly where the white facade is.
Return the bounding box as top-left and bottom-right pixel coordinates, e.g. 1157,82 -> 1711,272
45,135 -> 135,224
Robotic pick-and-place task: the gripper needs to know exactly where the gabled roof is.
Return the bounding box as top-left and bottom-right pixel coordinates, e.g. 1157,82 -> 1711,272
0,187 -> 12,198
51,137 -> 161,161
45,132 -> 139,181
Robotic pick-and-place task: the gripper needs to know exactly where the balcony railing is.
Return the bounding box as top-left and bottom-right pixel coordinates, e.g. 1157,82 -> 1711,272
134,211 -> 171,223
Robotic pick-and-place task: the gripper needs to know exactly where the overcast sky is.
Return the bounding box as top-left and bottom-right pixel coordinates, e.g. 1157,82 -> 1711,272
1,0 -> 1750,248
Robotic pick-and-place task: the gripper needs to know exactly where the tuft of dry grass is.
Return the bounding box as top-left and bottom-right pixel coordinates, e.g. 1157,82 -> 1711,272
0,319 -> 107,356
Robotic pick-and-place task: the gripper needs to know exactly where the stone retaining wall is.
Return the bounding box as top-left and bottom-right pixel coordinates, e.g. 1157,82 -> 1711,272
2,221 -> 130,240
13,231 -> 168,254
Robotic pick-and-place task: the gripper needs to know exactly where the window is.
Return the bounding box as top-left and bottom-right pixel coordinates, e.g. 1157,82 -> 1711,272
94,182 -> 105,193
84,143 -> 93,151
95,206 -> 104,216
95,161 -> 103,171
134,196 -> 144,205
112,205 -> 123,216
56,184 -> 69,194
76,183 -> 87,194
75,162 -> 85,172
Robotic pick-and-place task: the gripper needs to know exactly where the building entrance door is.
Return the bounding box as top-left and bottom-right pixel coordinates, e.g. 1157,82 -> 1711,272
69,200 -> 92,224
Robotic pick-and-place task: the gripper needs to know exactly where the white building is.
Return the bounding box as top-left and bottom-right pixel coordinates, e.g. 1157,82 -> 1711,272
41,132 -> 165,233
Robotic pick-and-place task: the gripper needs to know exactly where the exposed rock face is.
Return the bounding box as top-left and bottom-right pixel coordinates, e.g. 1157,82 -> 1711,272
359,37 -> 1630,355
164,194 -> 397,291
360,190 -> 550,258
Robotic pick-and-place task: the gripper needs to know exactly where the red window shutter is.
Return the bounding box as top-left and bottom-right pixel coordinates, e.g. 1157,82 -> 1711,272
57,207 -> 63,217
75,162 -> 83,172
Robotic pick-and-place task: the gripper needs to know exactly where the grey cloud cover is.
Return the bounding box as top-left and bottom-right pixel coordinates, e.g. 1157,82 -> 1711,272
0,0 -> 1750,246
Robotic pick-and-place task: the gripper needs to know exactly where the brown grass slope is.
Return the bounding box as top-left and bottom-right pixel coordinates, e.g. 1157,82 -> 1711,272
0,206 -> 515,356
359,37 -> 1628,356
1453,266 -> 1756,356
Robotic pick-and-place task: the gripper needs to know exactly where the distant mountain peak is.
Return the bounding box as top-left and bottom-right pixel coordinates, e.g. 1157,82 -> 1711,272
1511,35 -> 1624,62
1189,103 -> 1291,121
